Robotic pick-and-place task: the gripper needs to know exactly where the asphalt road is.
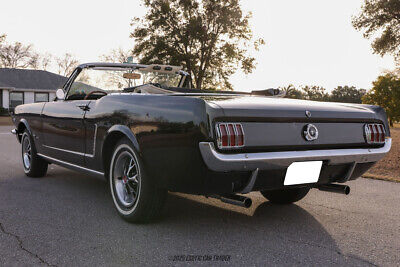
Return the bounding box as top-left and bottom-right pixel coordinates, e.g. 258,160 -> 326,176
0,125 -> 399,266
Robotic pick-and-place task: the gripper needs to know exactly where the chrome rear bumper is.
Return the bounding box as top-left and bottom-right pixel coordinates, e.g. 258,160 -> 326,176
199,138 -> 392,172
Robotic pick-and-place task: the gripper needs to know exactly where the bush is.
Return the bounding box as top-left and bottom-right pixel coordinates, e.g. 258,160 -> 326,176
0,107 -> 10,116
362,73 -> 400,127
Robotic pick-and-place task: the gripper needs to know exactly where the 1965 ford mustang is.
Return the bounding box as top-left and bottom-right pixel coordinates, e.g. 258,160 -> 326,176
11,62 -> 391,222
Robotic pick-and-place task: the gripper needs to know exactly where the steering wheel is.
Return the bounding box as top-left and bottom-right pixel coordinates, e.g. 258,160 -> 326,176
84,90 -> 107,100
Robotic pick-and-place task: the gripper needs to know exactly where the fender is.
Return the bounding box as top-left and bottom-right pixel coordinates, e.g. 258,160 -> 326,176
104,125 -> 141,154
362,105 -> 391,136
16,118 -> 32,143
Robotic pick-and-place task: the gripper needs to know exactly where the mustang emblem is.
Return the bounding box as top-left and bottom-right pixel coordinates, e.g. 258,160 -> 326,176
303,124 -> 318,141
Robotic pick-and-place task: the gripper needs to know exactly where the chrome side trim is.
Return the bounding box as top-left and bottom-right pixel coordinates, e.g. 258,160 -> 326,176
43,145 -> 86,157
199,138 -> 392,172
37,153 -> 104,176
42,124 -> 97,158
90,124 -> 98,157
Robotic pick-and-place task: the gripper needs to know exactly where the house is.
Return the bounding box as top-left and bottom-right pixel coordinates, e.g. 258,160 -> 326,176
0,68 -> 67,110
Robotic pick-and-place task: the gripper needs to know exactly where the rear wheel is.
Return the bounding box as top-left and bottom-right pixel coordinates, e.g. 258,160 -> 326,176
21,131 -> 48,177
109,138 -> 166,223
260,187 -> 310,204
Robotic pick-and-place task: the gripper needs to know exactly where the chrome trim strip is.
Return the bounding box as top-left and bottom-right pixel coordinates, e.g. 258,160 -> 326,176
90,124 -> 98,158
199,138 -> 392,172
215,123 -> 222,148
232,124 -> 239,146
37,153 -> 104,176
42,124 -> 97,158
43,145 -> 86,157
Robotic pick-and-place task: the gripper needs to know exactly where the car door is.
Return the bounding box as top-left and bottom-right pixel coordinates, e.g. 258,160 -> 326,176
41,68 -> 91,166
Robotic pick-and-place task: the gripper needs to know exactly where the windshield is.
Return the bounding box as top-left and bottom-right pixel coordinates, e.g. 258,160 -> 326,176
68,67 -> 185,96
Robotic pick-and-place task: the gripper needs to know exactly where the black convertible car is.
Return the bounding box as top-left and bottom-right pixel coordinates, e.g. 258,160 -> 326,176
11,62 -> 391,222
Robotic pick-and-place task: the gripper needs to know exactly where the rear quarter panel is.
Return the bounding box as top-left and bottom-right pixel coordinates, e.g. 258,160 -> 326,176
87,94 -> 214,193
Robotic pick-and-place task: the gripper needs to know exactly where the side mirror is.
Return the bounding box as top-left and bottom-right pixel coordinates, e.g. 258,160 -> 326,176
251,88 -> 286,97
56,88 -> 65,100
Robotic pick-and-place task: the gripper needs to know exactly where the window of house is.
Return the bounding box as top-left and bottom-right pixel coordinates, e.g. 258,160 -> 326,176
9,92 -> 24,109
34,92 -> 49,103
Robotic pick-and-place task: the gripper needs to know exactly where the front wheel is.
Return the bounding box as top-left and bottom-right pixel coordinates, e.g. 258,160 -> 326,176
109,138 -> 166,223
21,131 -> 48,178
260,187 -> 310,204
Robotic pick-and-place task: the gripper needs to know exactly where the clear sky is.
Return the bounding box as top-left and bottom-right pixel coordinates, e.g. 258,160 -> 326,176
0,0 -> 395,92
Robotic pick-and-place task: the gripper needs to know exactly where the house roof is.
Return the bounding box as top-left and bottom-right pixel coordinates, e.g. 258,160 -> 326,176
0,68 -> 67,90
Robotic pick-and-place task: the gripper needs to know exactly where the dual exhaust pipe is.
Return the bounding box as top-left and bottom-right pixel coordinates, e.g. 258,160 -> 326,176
209,183 -> 350,209
209,194 -> 252,208
316,184 -> 350,195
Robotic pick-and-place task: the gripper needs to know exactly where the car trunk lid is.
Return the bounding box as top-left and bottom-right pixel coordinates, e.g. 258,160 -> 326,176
202,95 -> 377,122
193,94 -> 385,152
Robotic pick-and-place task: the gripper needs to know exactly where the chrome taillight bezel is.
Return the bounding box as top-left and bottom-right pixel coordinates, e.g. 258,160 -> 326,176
364,123 -> 386,144
215,123 -> 245,149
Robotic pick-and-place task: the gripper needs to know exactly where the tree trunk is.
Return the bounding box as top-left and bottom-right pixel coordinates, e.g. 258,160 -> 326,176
389,118 -> 393,127
196,75 -> 203,90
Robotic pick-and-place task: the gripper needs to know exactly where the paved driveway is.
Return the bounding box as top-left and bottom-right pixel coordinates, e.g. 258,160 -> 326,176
0,126 -> 399,266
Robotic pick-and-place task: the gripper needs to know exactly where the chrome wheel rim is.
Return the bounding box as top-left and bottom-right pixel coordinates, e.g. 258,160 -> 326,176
113,151 -> 140,208
22,135 -> 32,170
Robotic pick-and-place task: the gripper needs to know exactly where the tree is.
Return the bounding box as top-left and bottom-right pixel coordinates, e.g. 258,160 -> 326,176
100,48 -> 133,88
362,73 -> 400,126
0,34 -> 53,71
130,0 -> 264,90
0,34 -> 5,46
280,84 -> 304,99
301,85 -> 329,101
101,48 -> 132,63
391,68 -> 400,77
56,53 -> 78,76
28,53 -> 54,71
40,53 -> 53,71
352,0 -> 400,59
330,86 -> 366,103
0,41 -> 38,68
280,84 -> 367,103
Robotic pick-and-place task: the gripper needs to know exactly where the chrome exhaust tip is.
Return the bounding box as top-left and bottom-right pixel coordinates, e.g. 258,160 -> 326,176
210,194 -> 252,208
317,184 -> 350,195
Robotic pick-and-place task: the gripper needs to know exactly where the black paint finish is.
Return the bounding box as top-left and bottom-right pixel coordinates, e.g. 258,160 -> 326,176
12,80 -> 390,195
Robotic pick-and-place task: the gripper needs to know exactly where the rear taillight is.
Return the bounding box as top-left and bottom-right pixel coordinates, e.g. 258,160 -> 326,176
364,123 -> 386,144
216,123 -> 245,149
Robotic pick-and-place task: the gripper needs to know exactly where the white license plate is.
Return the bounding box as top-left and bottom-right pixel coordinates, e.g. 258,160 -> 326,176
284,161 -> 323,186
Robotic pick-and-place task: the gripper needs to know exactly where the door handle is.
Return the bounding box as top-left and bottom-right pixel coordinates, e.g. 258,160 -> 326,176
77,104 -> 90,111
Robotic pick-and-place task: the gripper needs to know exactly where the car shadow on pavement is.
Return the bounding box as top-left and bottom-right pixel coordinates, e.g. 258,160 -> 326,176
159,193 -> 364,265
0,169 -> 370,265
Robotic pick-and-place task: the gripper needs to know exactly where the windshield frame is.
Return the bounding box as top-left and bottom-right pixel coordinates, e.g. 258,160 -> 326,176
63,62 -> 190,99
